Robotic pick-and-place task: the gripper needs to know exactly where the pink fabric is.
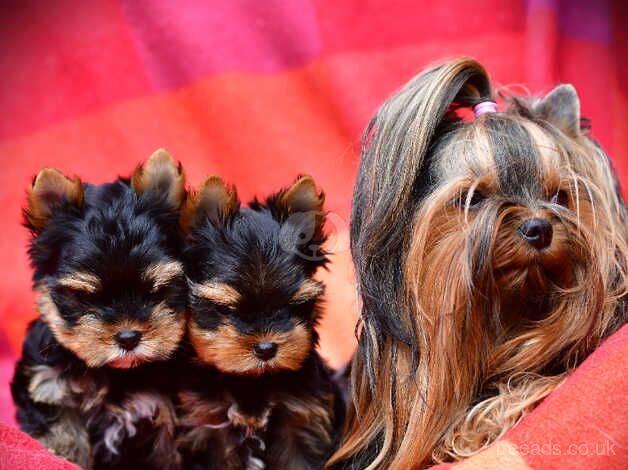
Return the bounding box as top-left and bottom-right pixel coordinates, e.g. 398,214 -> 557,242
0,1 -> 626,467
0,423 -> 79,470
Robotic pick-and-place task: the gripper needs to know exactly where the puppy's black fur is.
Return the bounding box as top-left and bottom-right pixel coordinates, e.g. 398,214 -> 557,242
178,175 -> 345,470
12,150 -> 188,469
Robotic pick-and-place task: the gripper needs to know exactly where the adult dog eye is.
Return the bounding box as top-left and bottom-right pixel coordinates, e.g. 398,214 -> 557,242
459,190 -> 486,209
550,190 -> 569,207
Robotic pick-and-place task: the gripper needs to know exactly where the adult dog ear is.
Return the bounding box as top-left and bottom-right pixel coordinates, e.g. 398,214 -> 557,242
181,175 -> 239,232
534,84 -> 581,138
131,148 -> 186,209
25,168 -> 84,232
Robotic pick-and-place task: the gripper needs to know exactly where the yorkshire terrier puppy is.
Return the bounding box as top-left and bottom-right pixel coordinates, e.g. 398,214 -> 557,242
11,150 -> 188,469
178,175 -> 344,469
329,58 -> 627,469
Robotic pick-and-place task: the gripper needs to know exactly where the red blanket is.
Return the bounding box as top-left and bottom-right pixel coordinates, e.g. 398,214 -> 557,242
1,325 -> 625,469
432,324 -> 628,469
0,1 -> 626,467
0,423 -> 78,470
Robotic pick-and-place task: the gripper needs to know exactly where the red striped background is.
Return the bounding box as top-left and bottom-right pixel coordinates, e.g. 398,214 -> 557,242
0,0 -> 626,426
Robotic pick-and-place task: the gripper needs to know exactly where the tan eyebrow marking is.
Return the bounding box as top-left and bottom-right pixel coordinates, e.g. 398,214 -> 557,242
291,279 -> 324,303
57,272 -> 101,293
142,261 -> 183,291
193,281 -> 241,306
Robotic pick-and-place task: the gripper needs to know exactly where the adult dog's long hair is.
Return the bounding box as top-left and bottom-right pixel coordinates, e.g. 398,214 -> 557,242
327,57 -> 627,469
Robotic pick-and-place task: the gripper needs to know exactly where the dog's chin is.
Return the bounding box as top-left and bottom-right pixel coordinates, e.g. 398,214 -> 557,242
211,357 -> 294,377
489,258 -> 554,324
495,246 -> 573,288
107,354 -> 148,369
242,365 -> 273,376
237,361 -> 281,377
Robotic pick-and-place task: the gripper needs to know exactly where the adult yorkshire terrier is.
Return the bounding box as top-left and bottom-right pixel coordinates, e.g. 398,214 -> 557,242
327,58 -> 627,469
12,150 -> 188,469
177,175 -> 344,470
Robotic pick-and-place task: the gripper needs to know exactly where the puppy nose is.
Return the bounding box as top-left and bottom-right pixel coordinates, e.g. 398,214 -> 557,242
253,341 -> 277,361
519,218 -> 553,250
114,330 -> 142,351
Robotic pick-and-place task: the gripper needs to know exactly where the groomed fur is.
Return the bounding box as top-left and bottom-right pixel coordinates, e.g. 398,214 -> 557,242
328,58 -> 627,469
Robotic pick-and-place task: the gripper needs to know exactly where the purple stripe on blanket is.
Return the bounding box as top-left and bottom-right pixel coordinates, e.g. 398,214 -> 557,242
120,0 -> 323,90
558,0 -> 611,44
526,0 -> 611,44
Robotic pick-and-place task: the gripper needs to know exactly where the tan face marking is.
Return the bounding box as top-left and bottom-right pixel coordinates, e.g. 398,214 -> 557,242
37,285 -> 185,368
191,281 -> 241,307
57,272 -> 101,293
291,279 -> 324,304
142,261 -> 183,291
188,321 -> 312,374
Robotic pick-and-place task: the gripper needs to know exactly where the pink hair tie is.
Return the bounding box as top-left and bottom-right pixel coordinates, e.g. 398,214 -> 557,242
473,101 -> 497,117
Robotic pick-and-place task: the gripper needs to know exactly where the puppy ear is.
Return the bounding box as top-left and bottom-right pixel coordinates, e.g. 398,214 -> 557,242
534,84 -> 581,138
25,168 -> 84,231
182,175 -> 239,232
131,148 -> 186,209
273,175 -> 325,239
275,175 -> 325,214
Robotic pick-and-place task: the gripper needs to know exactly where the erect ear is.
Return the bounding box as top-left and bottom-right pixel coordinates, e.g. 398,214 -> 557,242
534,84 -> 581,138
25,168 -> 84,232
181,175 -> 239,232
274,175 -> 325,238
131,149 -> 186,209
275,175 -> 325,214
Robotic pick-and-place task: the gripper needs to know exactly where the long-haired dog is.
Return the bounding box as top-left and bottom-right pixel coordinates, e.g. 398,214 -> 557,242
11,150 -> 188,469
327,58 -> 627,469
178,175 -> 344,469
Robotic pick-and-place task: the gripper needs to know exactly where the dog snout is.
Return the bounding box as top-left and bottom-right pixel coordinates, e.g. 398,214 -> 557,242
519,218 -> 553,250
253,341 -> 277,361
114,330 -> 142,351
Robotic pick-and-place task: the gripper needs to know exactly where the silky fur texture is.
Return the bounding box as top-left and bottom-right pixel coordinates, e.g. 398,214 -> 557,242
178,175 -> 344,469
12,149 -> 188,469
328,58 -> 627,469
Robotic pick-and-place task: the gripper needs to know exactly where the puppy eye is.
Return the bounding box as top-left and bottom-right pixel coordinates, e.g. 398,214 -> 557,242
207,300 -> 236,314
149,285 -> 172,302
459,190 -> 486,209
550,190 -> 569,207
56,286 -> 92,304
194,296 -> 236,314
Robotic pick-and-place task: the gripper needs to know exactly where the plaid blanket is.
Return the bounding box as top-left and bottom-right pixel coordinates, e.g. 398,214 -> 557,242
0,1 -> 626,467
